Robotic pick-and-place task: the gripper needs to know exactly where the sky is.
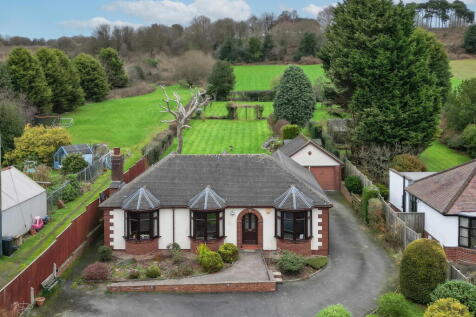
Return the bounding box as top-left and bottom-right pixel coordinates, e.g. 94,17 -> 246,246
1,0 -> 476,40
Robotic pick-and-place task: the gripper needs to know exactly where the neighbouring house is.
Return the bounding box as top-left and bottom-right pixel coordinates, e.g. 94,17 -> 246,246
278,135 -> 344,191
99,149 -> 331,256
389,169 -> 436,212
1,166 -> 47,237
53,144 -> 93,169
389,160 -> 476,263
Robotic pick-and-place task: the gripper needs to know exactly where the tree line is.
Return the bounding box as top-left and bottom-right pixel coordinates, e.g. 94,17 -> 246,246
408,0 -> 475,28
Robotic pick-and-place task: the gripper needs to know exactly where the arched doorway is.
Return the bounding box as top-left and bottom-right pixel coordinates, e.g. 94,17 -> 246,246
242,213 -> 258,244
237,209 -> 263,249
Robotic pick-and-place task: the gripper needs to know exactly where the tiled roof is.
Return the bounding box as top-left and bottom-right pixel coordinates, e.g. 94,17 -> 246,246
278,135 -> 343,164
406,160 -> 476,215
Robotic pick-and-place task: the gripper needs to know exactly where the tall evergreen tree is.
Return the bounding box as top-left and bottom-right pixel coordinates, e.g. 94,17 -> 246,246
73,53 -> 109,101
273,65 -> 315,127
99,47 -> 128,88
247,37 -> 263,62
0,62 -> 12,90
207,61 -> 235,101
262,34 -> 274,61
54,49 -> 85,111
295,32 -> 318,61
0,90 -> 25,155
6,47 -> 52,113
464,24 -> 476,53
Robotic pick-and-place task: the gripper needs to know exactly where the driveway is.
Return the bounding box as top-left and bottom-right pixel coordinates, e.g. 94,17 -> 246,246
35,193 -> 395,317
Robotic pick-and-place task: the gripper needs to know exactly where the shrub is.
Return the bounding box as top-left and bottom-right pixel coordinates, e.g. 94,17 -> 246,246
254,105 -> 264,120
225,103 -> 238,120
390,154 -> 427,172
305,256 -> 328,270
218,243 -> 239,263
368,198 -> 385,232
274,119 -> 291,137
169,264 -> 194,278
375,184 -> 389,200
61,153 -> 88,174
400,239 -> 448,304
62,175 -> 81,202
98,245 -> 113,262
361,186 -> 380,223
128,269 -> 140,279
424,298 -> 471,317
167,242 -> 183,264
464,24 -> 476,54
430,280 -> 476,313
309,121 -> 323,139
82,262 -> 110,281
145,265 -> 161,278
315,304 -> 351,317
377,293 -> 411,317
200,251 -> 224,273
462,124 -> 476,158
278,250 -> 305,274
282,124 -> 301,140
197,243 -> 210,265
344,176 -> 363,195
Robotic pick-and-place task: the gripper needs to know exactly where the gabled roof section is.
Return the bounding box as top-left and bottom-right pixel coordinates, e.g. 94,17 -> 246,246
122,186 -> 160,211
406,160 -> 476,215
278,135 -> 344,165
274,185 -> 314,210
61,144 -> 93,155
189,185 -> 226,210
1,166 -> 45,210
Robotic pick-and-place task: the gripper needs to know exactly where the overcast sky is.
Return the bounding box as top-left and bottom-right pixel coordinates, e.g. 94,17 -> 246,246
1,0 -> 476,39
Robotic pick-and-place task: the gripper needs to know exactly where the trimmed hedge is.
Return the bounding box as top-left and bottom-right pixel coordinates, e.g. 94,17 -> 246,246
377,293 -> 411,317
308,121 -> 323,139
424,298 -> 471,317
344,176 -> 362,195
390,154 -> 426,172
430,280 -> 476,313
315,304 -> 351,317
282,124 -> 301,140
218,243 -> 239,263
400,239 -> 448,304
361,186 -> 380,223
201,251 -> 224,273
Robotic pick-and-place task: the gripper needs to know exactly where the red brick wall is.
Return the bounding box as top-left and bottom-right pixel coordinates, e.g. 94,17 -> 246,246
108,281 -> 276,293
103,209 -> 113,248
190,237 -> 225,253
310,166 -> 342,191
277,239 -> 311,255
317,208 -> 329,256
125,238 -> 159,255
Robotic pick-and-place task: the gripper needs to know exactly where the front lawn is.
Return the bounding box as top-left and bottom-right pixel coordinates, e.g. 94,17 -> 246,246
419,141 -> 471,172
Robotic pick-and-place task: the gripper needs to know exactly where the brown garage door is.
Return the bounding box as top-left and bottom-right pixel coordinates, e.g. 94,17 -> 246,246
310,166 -> 340,191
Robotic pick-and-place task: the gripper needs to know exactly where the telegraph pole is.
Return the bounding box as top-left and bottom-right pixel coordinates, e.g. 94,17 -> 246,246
0,135 -> 3,257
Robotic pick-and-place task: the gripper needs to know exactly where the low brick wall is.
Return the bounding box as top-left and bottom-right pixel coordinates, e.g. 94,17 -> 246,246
107,281 -> 276,293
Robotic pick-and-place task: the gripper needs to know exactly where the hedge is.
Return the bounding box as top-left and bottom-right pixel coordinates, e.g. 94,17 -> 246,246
361,186 -> 380,223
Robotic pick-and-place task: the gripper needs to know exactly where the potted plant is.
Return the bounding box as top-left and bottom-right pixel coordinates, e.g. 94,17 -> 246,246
35,296 -> 46,307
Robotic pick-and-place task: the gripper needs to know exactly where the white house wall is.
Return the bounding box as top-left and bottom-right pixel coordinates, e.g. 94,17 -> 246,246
224,208 -> 239,246
2,192 -> 47,237
174,209 -> 191,250
311,208 -> 323,250
110,209 -> 125,249
291,144 -> 340,167
389,170 -> 405,211
259,208 -> 277,250
419,201 -> 459,247
158,209 -> 173,249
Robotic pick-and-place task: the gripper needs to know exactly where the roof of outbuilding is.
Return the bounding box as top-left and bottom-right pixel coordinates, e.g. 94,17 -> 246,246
1,166 -> 45,211
189,185 -> 226,210
61,144 -> 93,155
122,186 -> 160,211
100,154 -> 331,209
406,160 -> 476,215
278,135 -> 344,165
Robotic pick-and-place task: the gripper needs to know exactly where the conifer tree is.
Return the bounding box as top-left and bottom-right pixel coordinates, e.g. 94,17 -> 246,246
73,53 -> 109,101
99,47 -> 128,88
207,61 -> 235,101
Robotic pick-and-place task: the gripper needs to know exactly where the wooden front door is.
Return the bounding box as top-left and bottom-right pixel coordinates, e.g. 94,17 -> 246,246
242,213 -> 258,244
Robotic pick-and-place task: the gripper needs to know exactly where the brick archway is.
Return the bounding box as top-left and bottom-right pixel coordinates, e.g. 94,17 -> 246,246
237,209 -> 263,249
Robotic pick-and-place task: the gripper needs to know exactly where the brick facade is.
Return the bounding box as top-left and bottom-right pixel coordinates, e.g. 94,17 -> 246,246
103,209 -> 113,248
277,238 -> 312,255
108,281 -> 276,293
315,208 -> 329,256
125,238 -> 159,255
237,209 -> 263,249
190,237 -> 225,253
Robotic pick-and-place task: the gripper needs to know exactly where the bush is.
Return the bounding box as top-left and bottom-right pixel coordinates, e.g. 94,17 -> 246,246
145,265 -> 161,278
375,184 -> 389,201
167,242 -> 184,264
278,250 -> 305,274
169,264 -> 194,278
98,245 -> 113,262
400,239 -> 448,304
274,119 -> 291,137
315,304 -> 351,317
82,262 -> 110,281
61,153 -> 88,174
344,176 -> 363,195
424,298 -> 471,317
361,186 -> 380,223
218,243 -> 239,263
99,47 -> 128,88
462,124 -> 476,158
225,103 -> 238,120
282,124 -> 301,140
390,154 -> 427,172
0,90 -> 25,154
200,251 -> 224,273
128,269 -> 140,279
368,198 -> 385,232
62,175 -> 81,202
377,293 -> 411,317
430,280 -> 476,313
305,256 -> 328,270
464,24 -> 476,54
309,121 -> 323,139
197,243 -> 210,265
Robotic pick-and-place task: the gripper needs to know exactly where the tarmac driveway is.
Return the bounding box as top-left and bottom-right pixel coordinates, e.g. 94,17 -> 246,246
36,192 -> 395,317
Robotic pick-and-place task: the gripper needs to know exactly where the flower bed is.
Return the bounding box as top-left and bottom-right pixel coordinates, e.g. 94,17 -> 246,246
265,251 -> 327,281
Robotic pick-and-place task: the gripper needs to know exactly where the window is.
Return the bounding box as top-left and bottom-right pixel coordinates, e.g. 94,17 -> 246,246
190,210 -> 224,240
410,195 -> 418,212
275,210 -> 312,241
459,217 -> 476,249
125,211 -> 158,241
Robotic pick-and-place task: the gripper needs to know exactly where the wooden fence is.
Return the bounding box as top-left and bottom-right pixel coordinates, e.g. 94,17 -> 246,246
0,157 -> 149,316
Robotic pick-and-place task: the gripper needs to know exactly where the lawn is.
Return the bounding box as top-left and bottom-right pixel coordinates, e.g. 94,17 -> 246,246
450,59 -> 476,81
205,101 -> 274,119
419,141 -> 471,172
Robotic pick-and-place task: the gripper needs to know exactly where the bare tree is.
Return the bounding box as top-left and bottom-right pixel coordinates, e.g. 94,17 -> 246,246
160,87 -> 210,154
173,50 -> 214,87
317,6 -> 335,30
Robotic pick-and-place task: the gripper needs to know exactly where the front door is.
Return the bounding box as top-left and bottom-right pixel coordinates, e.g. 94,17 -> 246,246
242,213 -> 258,244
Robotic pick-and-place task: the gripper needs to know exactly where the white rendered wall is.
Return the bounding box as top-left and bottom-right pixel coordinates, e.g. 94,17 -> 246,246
2,192 -> 47,237
259,208 -> 277,250
419,201 -> 459,247
224,208 -> 239,246
110,209 -> 125,250
291,144 -> 340,167
311,208 -> 323,250
389,170 -> 405,211
159,209 -> 173,249
174,209 -> 191,250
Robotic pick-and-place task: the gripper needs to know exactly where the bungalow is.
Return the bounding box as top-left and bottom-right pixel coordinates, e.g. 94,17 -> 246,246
278,135 -> 344,191
53,144 -> 93,169
99,149 -> 332,256
389,160 -> 476,263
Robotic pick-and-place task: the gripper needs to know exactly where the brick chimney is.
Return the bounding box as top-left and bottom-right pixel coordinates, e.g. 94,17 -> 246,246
110,147 -> 124,193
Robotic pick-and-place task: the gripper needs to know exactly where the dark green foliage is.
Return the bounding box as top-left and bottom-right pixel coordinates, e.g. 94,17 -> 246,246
167,242 -> 184,263
0,62 -> 12,90
229,90 -> 274,102
430,280 -> 476,313
315,304 -> 351,317
400,239 -> 448,304
225,103 -> 238,119
361,186 -> 380,223
305,256 -> 327,270
61,153 -> 88,174
207,61 -> 235,101
344,176 -> 362,195
99,47 -> 128,88
445,79 -> 476,132
464,25 -> 476,53
375,184 -> 389,200
462,124 -> 476,157
62,175 -> 81,202
218,243 -> 239,263
390,154 -> 427,172
377,293 -> 411,317
0,90 -> 25,154
273,65 -> 315,127
295,32 -> 318,61
7,47 -> 52,113
145,265 -> 161,278
98,245 -> 113,262
247,37 -> 263,62
73,53 -> 109,101
128,270 -> 140,279
278,250 -> 305,274
261,34 -> 275,61
254,105 -> 264,120
281,124 -> 301,140
200,251 -> 224,273
308,121 -> 323,139
36,48 -> 85,113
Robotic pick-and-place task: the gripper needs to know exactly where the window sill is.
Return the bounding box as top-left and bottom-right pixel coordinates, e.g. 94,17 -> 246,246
276,237 -> 311,243
124,236 -> 159,243
189,236 -> 226,241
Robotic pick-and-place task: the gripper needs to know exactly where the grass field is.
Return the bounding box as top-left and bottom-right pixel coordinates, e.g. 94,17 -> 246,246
450,59 -> 476,80
419,141 -> 471,171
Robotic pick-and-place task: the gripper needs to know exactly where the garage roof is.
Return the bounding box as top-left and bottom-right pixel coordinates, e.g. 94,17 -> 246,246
1,166 -> 45,211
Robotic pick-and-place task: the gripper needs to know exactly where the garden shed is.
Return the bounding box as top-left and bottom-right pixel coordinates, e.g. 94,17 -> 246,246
1,166 -> 47,237
53,144 -> 93,169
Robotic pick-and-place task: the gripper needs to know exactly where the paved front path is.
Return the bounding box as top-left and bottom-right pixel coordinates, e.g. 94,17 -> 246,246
35,193 -> 395,317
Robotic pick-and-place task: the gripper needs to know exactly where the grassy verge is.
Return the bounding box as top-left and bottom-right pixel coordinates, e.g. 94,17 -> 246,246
419,141 -> 471,172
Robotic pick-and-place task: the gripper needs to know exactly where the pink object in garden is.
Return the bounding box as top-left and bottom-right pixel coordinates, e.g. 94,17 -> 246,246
31,216 -> 44,231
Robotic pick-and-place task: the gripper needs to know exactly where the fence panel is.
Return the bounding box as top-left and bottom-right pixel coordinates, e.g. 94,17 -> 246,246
397,212 -> 425,234
448,264 -> 471,283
